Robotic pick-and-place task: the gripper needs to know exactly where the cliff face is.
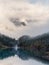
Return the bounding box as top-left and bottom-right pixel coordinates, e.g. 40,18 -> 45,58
18,33 -> 49,60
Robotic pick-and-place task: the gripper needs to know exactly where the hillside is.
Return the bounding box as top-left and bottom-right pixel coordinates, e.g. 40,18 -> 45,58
0,34 -> 17,49
18,33 -> 49,60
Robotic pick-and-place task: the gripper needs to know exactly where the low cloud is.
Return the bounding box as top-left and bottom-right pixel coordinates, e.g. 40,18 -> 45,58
0,0 -> 49,27
0,0 -> 49,38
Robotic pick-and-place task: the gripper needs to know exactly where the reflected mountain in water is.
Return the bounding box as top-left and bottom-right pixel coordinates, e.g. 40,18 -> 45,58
0,33 -> 49,64
0,48 -> 16,59
0,48 -> 49,64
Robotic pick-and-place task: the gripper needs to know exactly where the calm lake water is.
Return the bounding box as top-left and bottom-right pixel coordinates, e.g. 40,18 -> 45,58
0,47 -> 48,65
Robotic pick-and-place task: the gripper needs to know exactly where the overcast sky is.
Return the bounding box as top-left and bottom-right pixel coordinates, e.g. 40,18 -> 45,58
0,0 -> 49,38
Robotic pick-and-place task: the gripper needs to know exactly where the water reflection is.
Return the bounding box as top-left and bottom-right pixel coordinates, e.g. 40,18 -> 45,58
0,48 -> 16,59
17,48 -> 49,64
0,48 -> 49,64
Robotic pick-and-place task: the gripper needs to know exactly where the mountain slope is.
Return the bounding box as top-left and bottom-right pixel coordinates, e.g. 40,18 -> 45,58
0,34 -> 17,49
18,33 -> 49,60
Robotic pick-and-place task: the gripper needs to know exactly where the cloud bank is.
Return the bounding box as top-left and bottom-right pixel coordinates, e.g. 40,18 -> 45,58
0,0 -> 49,27
0,0 -> 49,38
